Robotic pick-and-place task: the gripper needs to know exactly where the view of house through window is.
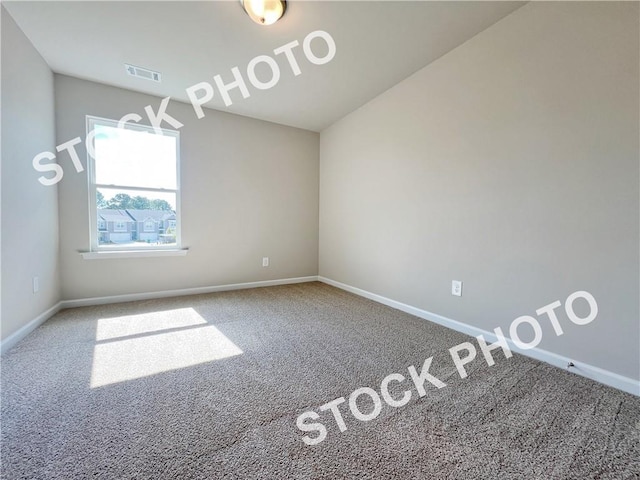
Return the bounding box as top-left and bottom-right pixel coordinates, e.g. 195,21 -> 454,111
88,116 -> 180,250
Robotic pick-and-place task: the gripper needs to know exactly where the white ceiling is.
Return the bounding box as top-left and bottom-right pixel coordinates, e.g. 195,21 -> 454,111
4,1 -> 524,132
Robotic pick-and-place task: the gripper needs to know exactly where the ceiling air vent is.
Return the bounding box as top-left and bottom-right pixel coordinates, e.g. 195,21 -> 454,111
125,64 -> 161,83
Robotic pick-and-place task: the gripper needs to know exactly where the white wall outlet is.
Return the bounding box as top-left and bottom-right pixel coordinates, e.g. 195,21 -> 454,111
451,280 -> 462,297
33,276 -> 39,293
262,257 -> 269,267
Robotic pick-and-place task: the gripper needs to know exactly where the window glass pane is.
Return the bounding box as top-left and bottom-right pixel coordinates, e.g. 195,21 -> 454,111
97,187 -> 177,248
94,124 -> 177,190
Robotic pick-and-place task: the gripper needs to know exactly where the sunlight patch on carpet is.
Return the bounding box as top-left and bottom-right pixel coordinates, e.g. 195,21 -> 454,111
95,307 -> 208,341
90,308 -> 242,388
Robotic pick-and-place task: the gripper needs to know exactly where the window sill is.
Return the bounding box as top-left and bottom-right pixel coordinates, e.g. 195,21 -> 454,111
80,249 -> 189,260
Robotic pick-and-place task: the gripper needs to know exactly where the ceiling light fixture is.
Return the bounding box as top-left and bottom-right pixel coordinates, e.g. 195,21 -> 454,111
240,0 -> 287,26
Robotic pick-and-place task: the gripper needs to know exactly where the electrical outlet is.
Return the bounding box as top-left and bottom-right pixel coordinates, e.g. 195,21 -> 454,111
33,276 -> 39,293
451,280 -> 462,297
262,257 -> 269,267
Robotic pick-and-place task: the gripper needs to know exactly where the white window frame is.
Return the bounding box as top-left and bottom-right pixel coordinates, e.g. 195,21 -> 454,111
98,219 -> 106,230
86,115 -> 182,254
114,220 -> 127,232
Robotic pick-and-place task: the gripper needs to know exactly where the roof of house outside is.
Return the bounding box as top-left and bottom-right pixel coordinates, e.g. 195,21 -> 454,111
98,209 -> 134,223
124,210 -> 175,222
98,209 -> 175,223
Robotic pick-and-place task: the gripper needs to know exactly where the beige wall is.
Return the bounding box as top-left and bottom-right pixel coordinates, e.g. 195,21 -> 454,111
319,2 -> 639,380
55,75 -> 319,300
1,8 -> 61,341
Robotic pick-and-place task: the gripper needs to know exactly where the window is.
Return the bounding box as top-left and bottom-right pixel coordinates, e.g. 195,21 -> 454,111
87,116 -> 181,252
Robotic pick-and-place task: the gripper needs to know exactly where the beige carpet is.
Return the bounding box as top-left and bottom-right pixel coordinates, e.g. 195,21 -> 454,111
1,282 -> 639,479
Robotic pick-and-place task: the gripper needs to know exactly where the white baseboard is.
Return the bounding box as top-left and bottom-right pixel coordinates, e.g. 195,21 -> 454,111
1,276 -> 319,354
318,276 -> 640,397
0,301 -> 63,355
5,275 -> 638,396
60,276 -> 319,309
